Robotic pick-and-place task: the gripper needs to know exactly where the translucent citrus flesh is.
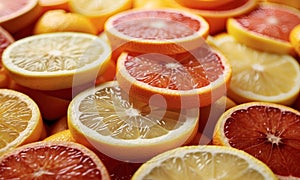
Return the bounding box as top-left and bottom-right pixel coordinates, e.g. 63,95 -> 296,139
111,10 -> 201,40
0,0 -> 29,17
235,4 -> 300,42
0,142 -> 108,179
123,50 -> 224,90
210,34 -> 300,105
132,146 -> 277,180
0,93 -> 33,148
75,84 -> 192,140
214,103 -> 300,178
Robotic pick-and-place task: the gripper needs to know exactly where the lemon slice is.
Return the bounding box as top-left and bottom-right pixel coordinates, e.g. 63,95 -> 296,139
209,33 -> 300,105
132,145 -> 277,180
2,32 -> 111,91
68,81 -> 199,163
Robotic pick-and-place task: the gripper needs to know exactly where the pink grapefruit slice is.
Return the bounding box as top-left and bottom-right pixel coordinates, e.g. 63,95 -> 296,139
104,8 -> 209,55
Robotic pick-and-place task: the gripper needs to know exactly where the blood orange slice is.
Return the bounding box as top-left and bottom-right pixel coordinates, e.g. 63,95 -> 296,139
0,141 -> 110,179
213,102 -> 300,179
227,2 -> 300,55
104,8 -> 209,55
116,45 -> 232,109
0,0 -> 41,33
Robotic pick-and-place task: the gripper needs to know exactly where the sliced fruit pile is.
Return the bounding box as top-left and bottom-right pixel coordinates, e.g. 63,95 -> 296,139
0,0 -> 299,179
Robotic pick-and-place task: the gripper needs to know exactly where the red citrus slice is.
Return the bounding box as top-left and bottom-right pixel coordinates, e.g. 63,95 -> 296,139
174,0 -> 235,10
0,141 -> 110,179
116,45 -> 232,109
0,0 -> 42,33
104,8 -> 209,55
0,26 -> 14,62
227,2 -> 300,55
213,102 -> 300,179
181,0 -> 259,34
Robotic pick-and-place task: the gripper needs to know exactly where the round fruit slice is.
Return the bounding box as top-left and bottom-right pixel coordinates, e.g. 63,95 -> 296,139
213,102 -> 300,179
104,8 -> 209,54
2,32 -> 111,91
0,26 -> 14,62
0,89 -> 43,156
227,2 -> 300,55
0,0 -> 41,33
116,46 -> 232,109
290,24 -> 300,56
174,0 -> 235,9
209,34 -> 300,105
132,145 -> 277,180
68,81 -> 199,163
39,0 -> 70,13
0,141 -> 110,179
69,0 -> 132,32
182,0 -> 259,35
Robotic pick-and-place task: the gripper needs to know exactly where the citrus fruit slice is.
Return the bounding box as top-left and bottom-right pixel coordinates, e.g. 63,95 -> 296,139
174,0 -> 235,9
33,9 -> 97,35
43,129 -> 75,142
68,81 -> 199,163
0,89 -> 43,156
213,102 -> 300,179
69,0 -> 132,32
290,24 -> 300,56
267,0 -> 300,9
0,0 -> 41,33
104,8 -> 209,55
2,32 -> 111,91
227,2 -> 300,55
132,145 -> 277,180
116,46 -> 232,109
182,0 -> 259,35
209,34 -> 300,105
0,141 -> 110,179
133,0 -> 182,9
0,26 -> 14,62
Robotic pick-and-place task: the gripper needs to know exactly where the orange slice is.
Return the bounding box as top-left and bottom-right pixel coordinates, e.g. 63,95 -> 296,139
133,0 -> 182,9
33,9 -> 97,35
181,0 -> 259,35
104,8 -> 209,55
132,145 -> 277,179
0,89 -> 43,156
209,33 -> 300,105
68,81 -> 199,163
290,24 -> 300,56
0,141 -> 110,179
69,0 -> 132,33
2,32 -> 111,91
174,0 -> 235,9
0,0 -> 42,33
213,102 -> 300,179
116,46 -> 232,109
43,129 -> 75,142
227,2 -> 300,55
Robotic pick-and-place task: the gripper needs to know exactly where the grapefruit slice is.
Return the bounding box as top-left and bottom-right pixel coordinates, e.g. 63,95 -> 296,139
0,141 -> 110,179
181,0 -> 259,34
213,102 -> 300,179
0,0 -> 41,33
116,46 -> 232,109
104,8 -> 209,55
0,26 -> 14,61
68,81 -> 199,163
174,0 -> 235,10
132,145 -> 277,180
2,32 -> 111,91
227,2 -> 300,55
